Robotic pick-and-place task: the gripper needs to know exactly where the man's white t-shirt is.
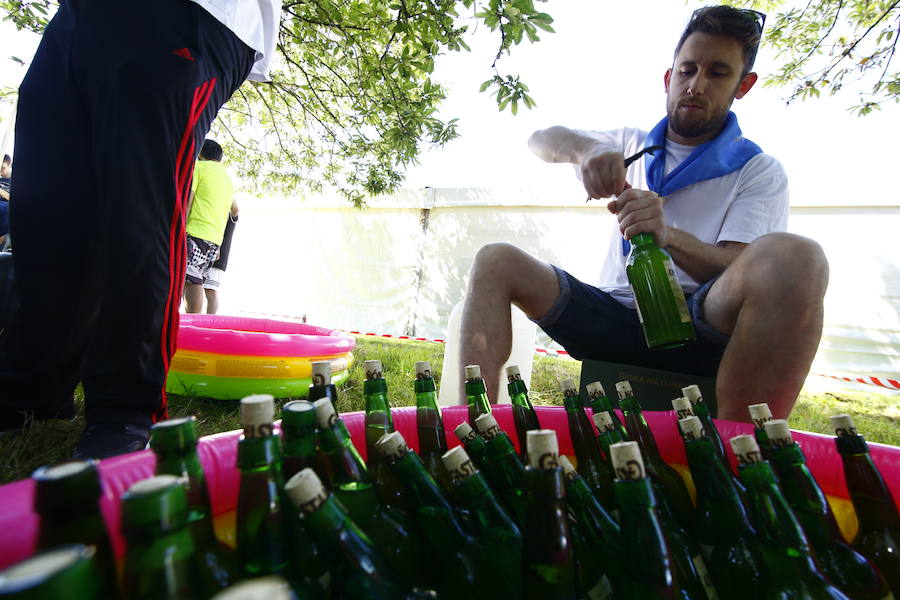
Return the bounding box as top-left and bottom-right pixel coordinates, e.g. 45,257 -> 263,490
190,0 -> 279,82
575,127 -> 789,309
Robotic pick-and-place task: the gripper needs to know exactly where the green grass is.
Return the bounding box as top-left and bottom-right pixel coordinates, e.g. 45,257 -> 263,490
0,336 -> 896,484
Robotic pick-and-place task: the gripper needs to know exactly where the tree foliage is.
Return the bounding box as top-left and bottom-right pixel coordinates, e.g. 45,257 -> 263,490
0,0 -> 553,204
726,0 -> 900,115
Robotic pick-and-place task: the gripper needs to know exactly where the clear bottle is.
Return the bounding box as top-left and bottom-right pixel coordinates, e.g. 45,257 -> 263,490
832,414 -> 900,596
473,412 -> 528,524
522,430 -> 577,600
731,435 -> 851,599
121,476 -> 197,600
765,419 -> 891,600
464,364 -> 492,426
561,379 -> 616,513
585,380 -> 628,440
0,544 -> 105,600
150,416 -> 238,595
442,446 -> 523,598
625,232 -> 696,349
31,460 -> 118,598
414,361 -> 452,493
506,365 -> 541,462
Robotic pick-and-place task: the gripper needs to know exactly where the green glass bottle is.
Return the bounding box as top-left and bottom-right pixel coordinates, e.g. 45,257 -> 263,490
414,361 -> 452,492
375,431 -> 490,600
681,385 -> 726,462
0,544 -> 104,600
506,365 -> 541,462
558,455 -> 624,600
585,380 -> 628,440
472,412 -> 528,524
280,400 -> 319,482
443,446 -> 523,598
765,419 -> 892,600
235,395 -> 290,578
561,379 -> 616,513
362,359 -> 408,509
464,364 -> 492,426
313,397 -> 371,489
748,403 -> 775,462
308,359 -> 352,440
522,430 -> 577,600
121,476 -> 197,600
453,421 -> 489,470
615,380 -> 694,532
593,412 -> 627,482
150,416 -> 237,595
832,414 -> 900,596
609,440 -> 679,598
680,417 -> 766,599
31,460 -> 118,598
731,434 -> 851,599
284,469 -> 405,600
626,232 -> 695,349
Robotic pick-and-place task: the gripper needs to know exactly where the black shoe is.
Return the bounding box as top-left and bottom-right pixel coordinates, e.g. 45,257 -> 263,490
73,423 -> 151,460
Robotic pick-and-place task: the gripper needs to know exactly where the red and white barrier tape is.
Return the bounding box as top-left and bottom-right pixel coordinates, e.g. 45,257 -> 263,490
239,311 -> 898,391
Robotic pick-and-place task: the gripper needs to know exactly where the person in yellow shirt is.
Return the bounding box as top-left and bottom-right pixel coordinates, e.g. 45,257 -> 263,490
184,139 -> 238,313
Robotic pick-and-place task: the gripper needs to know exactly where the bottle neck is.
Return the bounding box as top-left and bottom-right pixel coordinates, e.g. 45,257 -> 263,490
739,461 -> 813,552
237,434 -> 283,471
363,389 -> 391,416
391,450 -> 453,512
414,389 -> 440,412
308,383 -> 338,403
614,476 -> 657,510
414,377 -> 437,395
330,482 -> 379,526
563,395 -> 583,410
686,438 -> 752,524
507,378 -> 528,398
631,232 -> 657,247
484,431 -> 517,459
586,394 -> 614,413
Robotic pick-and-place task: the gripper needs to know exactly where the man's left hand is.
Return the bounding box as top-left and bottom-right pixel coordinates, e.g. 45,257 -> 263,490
607,188 -> 669,247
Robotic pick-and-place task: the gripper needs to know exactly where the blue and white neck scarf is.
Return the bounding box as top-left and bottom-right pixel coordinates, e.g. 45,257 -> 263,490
620,111 -> 762,255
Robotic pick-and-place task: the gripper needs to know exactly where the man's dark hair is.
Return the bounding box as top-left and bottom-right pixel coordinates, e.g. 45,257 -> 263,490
674,6 -> 764,76
199,139 -> 223,162
2,155 -> 10,166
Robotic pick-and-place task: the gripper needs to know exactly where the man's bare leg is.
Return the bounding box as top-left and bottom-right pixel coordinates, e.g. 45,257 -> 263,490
204,288 -> 219,314
458,243 -> 562,404
701,233 -> 829,421
184,283 -> 205,314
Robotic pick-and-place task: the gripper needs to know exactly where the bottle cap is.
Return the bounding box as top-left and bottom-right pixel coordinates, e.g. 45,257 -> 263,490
464,365 -> 482,381
526,430 -> 559,469
474,413 -> 502,440
0,545 -> 95,592
364,360 -> 383,380
313,398 -> 338,429
150,416 -> 199,451
831,414 -> 857,437
506,365 -> 522,382
121,475 -> 187,534
671,397 -> 694,418
560,379 -> 578,397
558,455 -> 578,481
210,576 -> 293,600
453,421 -> 478,444
764,419 -> 793,446
32,460 -> 102,513
240,395 -> 275,438
375,431 -> 410,461
586,381 -> 606,398
442,447 -> 477,483
281,400 -> 316,437
592,412 -> 615,432
415,361 -> 432,379
284,468 -> 328,514
311,361 -> 332,386
747,403 -> 773,428
614,380 -> 634,400
678,416 -> 705,441
682,384 -> 702,405
610,441 -> 645,480
730,435 -> 764,465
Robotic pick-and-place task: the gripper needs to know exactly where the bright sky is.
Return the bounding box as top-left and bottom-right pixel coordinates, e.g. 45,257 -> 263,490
0,1 -> 894,207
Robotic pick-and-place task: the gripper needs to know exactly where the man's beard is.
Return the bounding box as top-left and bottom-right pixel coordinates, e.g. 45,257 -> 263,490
667,104 -> 730,141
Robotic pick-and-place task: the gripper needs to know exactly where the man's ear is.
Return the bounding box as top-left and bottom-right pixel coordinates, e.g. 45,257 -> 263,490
664,68 -> 672,93
735,71 -> 758,99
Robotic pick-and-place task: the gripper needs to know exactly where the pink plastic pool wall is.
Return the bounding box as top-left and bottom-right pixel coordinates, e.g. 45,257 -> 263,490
1,405 -> 898,569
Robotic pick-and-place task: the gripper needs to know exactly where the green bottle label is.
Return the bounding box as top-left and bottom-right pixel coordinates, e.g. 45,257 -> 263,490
663,257 -> 691,323
692,554 -> 719,600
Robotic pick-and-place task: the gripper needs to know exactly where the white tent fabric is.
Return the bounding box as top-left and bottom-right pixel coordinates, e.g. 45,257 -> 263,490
218,187 -> 900,386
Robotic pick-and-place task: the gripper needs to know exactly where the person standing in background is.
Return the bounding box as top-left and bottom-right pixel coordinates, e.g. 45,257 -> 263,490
203,209 -> 238,315
184,139 -> 237,314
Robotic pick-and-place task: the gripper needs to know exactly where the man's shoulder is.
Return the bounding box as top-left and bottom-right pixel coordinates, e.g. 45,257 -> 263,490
741,152 -> 787,179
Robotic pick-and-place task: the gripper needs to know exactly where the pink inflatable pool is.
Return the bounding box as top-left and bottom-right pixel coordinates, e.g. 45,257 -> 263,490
0,405 -> 897,569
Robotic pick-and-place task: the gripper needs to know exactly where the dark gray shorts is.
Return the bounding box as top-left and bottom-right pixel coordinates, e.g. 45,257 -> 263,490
536,265 -> 729,378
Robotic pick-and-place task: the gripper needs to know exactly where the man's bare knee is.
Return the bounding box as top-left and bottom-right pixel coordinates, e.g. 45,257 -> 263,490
741,233 -> 829,302
469,242 -> 559,319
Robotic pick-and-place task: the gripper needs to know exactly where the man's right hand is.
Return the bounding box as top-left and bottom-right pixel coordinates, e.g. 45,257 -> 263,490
579,147 -> 628,199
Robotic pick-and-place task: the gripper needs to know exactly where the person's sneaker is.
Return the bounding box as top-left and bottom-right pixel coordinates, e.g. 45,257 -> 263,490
73,423 -> 151,460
